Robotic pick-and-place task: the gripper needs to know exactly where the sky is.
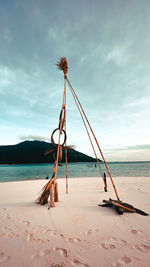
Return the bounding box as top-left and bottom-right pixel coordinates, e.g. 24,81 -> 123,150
0,0 -> 150,162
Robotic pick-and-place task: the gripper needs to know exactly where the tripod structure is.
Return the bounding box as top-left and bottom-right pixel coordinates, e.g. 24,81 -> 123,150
47,57 -> 120,208
36,57 -> 120,207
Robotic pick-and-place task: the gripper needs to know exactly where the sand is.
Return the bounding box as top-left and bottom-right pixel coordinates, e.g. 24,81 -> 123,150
0,176 -> 150,267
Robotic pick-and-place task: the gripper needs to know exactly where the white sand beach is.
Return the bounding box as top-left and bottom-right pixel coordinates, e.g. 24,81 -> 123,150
0,177 -> 150,267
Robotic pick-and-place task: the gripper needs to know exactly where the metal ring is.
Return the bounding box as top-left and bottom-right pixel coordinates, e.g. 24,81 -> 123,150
51,128 -> 67,147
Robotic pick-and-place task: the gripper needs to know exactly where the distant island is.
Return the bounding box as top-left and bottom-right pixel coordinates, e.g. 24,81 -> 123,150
0,140 -> 101,164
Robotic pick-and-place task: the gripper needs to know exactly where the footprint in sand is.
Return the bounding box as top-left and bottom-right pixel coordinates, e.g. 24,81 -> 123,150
1,208 -> 7,212
112,256 -> 132,266
0,232 -> 9,238
59,233 -> 65,238
84,229 -> 93,235
0,251 -> 10,263
66,237 -> 81,244
84,229 -> 99,235
51,263 -> 64,267
72,259 -> 90,267
24,231 -> 33,241
110,237 -> 128,245
22,220 -> 30,226
24,230 -> 50,244
1,226 -> 12,231
51,232 -> 60,238
1,209 -> 10,219
9,232 -> 19,239
42,229 -> 53,234
41,239 -> 50,244
129,229 -> 142,234
39,249 -> 51,257
133,244 -> 150,252
101,243 -> 116,249
43,229 -> 61,238
0,227 -> 13,238
31,249 -> 51,259
5,214 -> 11,220
53,248 -> 68,257
119,256 -> 131,264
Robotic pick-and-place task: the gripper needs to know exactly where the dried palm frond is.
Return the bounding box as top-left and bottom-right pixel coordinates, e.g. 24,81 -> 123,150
56,57 -> 68,76
45,145 -> 74,164
36,178 -> 54,205
45,145 -> 74,156
45,147 -> 56,156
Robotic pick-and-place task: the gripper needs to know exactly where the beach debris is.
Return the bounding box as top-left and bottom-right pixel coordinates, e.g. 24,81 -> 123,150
99,198 -> 149,216
36,177 -> 54,205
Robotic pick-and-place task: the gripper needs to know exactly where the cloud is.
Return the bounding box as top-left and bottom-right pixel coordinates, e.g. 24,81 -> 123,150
105,45 -> 130,66
103,144 -> 150,162
105,144 -> 150,152
0,65 -> 15,88
19,135 -> 49,142
122,98 -> 146,108
127,144 -> 150,150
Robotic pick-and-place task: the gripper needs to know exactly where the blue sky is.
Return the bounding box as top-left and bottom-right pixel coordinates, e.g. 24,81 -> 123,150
0,0 -> 150,161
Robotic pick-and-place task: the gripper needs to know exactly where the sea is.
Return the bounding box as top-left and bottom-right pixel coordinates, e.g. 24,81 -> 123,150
0,161 -> 150,182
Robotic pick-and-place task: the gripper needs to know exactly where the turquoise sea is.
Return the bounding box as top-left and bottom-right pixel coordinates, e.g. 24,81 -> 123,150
0,162 -> 150,182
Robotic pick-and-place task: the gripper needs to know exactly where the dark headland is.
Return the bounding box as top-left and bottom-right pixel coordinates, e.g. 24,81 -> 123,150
0,140 -> 100,164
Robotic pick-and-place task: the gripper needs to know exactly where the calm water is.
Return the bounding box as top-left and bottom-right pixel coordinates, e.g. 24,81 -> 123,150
0,162 -> 150,182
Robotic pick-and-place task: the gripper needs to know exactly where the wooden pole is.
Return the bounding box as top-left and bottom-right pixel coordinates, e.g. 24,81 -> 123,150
56,58 -> 69,195
54,182 -> 59,202
64,78 -> 68,194
65,147 -> 68,194
52,75 -> 67,205
49,182 -> 55,208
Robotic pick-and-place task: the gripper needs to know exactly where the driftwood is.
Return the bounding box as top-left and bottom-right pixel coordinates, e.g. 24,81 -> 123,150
99,198 -> 149,216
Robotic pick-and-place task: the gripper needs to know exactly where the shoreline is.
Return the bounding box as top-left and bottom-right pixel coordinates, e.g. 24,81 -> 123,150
0,160 -> 150,165
0,177 -> 150,266
0,175 -> 150,184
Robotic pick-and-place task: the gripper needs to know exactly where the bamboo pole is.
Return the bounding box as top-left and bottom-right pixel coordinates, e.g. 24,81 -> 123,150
68,80 -> 106,190
65,147 -> 68,194
54,182 -> 59,202
50,183 -> 55,208
64,78 -> 68,194
56,58 -> 68,194
67,78 -> 120,201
